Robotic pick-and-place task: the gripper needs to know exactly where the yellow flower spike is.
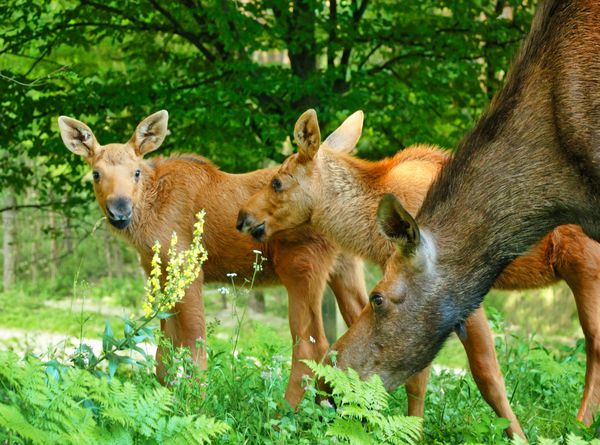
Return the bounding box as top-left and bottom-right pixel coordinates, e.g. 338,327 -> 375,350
141,211 -> 208,318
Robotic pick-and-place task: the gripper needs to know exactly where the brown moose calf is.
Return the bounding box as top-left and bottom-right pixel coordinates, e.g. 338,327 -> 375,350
57,110 -> 368,407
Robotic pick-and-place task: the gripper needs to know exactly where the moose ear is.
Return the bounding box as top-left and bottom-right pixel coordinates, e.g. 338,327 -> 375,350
377,193 -> 420,254
322,110 -> 363,153
131,110 -> 169,156
294,109 -> 321,162
58,116 -> 99,158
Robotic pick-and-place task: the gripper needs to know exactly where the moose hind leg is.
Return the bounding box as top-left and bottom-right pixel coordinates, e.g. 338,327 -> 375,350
552,228 -> 600,426
328,253 -> 368,327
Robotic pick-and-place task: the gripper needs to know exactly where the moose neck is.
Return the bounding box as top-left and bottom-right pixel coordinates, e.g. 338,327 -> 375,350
311,150 -> 394,266
417,0 -> 600,319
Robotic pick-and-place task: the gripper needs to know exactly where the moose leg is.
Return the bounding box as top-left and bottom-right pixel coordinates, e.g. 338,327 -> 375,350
546,226 -> 600,425
405,366 -> 431,417
572,283 -> 600,426
327,253 -> 368,327
275,243 -> 335,408
461,307 -> 525,439
558,255 -> 600,426
281,276 -> 330,407
156,279 -> 207,382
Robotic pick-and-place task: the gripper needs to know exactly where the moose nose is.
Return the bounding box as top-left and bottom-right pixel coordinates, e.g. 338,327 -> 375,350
106,196 -> 133,229
236,210 -> 249,232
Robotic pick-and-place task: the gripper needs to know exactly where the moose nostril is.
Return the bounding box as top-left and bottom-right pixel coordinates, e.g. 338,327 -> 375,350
106,208 -> 113,218
236,211 -> 247,232
250,223 -> 265,241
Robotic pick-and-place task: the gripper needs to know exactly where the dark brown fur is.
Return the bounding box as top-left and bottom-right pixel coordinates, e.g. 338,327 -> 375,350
333,0 -> 600,425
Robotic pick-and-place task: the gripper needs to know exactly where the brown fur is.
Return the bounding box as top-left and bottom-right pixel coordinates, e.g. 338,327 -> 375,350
327,0 -> 600,434
238,108 -> 600,436
57,111 -> 368,408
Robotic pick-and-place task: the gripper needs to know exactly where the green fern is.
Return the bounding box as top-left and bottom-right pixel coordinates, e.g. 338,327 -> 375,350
0,351 -> 228,445
513,434 -> 600,445
305,360 -> 422,445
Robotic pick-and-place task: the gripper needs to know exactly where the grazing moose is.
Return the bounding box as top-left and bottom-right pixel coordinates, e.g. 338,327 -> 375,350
330,0 -> 600,431
57,110 -> 368,407
237,107 -> 600,435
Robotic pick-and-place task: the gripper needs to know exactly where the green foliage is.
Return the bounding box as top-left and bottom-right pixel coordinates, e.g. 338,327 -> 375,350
0,351 -> 228,445
514,434 -> 600,445
2,274 -> 600,444
0,0 -> 541,289
0,0 -> 538,193
306,360 -> 422,445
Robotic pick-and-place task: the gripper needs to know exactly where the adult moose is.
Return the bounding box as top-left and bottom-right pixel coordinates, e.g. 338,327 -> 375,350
329,0 -> 600,429
238,109 -> 600,435
57,110 -> 368,407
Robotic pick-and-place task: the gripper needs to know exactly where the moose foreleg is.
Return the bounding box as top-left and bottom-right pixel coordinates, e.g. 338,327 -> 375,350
156,279 -> 207,383
276,262 -> 330,407
404,366 -> 432,417
461,307 -> 525,439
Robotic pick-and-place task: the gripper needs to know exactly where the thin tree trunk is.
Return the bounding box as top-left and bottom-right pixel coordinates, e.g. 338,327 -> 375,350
112,239 -> 123,277
3,192 -> 17,290
27,190 -> 39,281
30,213 -> 39,281
63,215 -> 73,254
48,210 -> 59,280
322,286 -> 337,344
104,229 -> 113,280
249,290 -> 265,313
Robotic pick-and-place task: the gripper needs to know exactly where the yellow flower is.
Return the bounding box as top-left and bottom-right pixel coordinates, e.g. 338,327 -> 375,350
142,210 -> 208,318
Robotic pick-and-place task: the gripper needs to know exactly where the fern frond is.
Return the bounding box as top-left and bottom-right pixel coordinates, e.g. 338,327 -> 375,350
0,403 -> 56,445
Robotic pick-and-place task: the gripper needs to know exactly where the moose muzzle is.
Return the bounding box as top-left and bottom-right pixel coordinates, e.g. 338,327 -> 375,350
236,210 -> 266,242
106,196 -> 133,229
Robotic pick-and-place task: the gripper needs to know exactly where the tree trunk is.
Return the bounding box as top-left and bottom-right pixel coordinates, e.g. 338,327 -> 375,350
288,0 -> 318,110
104,229 -> 113,280
3,192 -> 17,290
322,286 -> 337,344
63,214 -> 73,254
30,212 -> 39,281
48,210 -> 59,280
112,239 -> 124,277
249,290 -> 266,313
27,190 -> 38,281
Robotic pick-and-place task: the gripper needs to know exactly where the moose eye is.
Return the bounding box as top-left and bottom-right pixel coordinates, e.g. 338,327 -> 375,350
92,171 -> 100,181
135,169 -> 141,179
369,293 -> 384,307
272,178 -> 282,192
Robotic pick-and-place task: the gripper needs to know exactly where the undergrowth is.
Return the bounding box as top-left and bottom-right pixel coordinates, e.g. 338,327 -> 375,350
1,212 -> 600,443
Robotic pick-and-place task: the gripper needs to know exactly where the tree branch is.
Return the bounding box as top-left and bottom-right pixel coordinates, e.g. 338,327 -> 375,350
146,0 -> 218,62
0,65 -> 70,88
0,202 -> 66,213
81,0 -> 217,62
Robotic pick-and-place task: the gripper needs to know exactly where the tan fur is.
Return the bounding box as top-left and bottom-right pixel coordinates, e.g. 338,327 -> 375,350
58,112 -> 368,408
238,110 -> 600,436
